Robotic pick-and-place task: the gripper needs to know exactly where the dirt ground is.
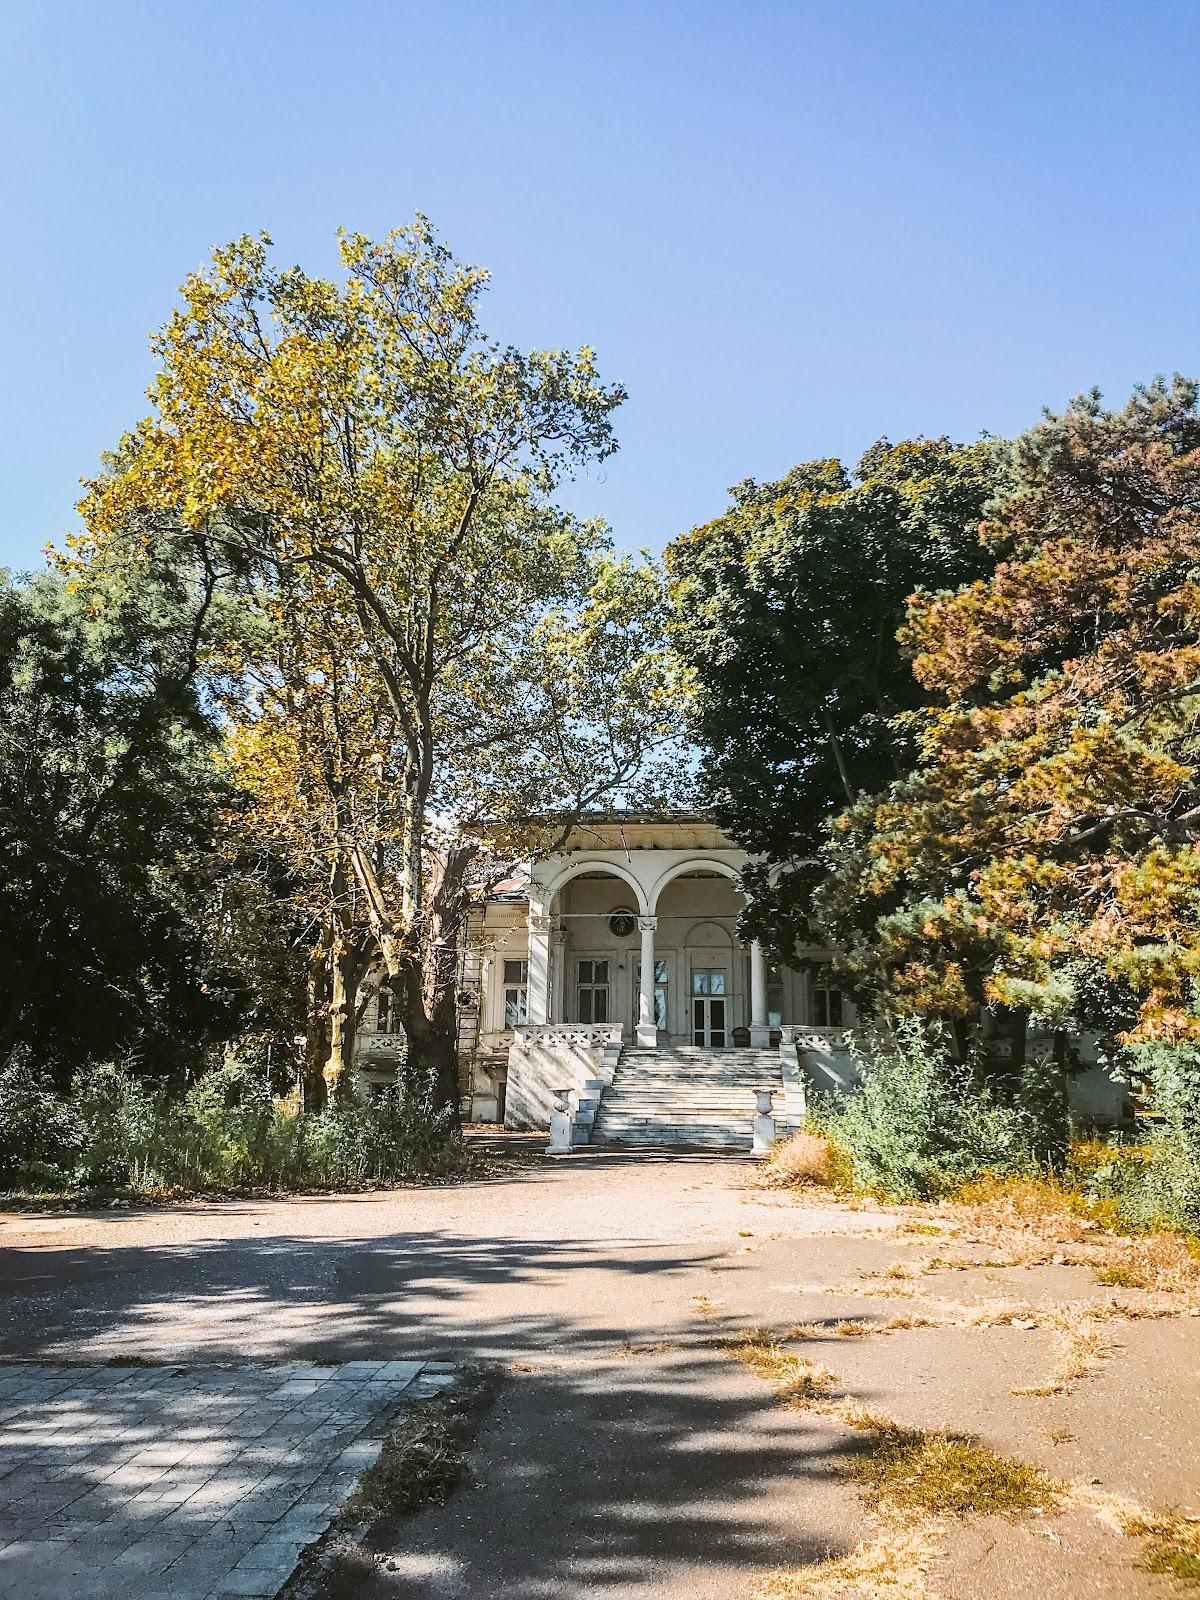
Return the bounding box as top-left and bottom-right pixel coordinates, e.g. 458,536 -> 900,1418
1,1144 -> 1197,1598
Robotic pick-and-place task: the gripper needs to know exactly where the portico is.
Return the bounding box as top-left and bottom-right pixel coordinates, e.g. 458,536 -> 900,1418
523,818 -> 773,1049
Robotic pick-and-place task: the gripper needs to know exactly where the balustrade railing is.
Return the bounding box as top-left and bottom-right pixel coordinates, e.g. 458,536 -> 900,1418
513,1022 -> 624,1050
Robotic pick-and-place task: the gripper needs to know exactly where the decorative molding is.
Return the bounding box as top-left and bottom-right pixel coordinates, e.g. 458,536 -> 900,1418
636,916 -> 658,934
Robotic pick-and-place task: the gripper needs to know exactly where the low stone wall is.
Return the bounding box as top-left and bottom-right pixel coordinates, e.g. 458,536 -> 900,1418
782,1026 -> 862,1099
504,1024 -> 623,1130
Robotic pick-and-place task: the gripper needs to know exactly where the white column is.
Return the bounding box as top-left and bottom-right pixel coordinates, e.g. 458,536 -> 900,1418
550,926 -> 568,1023
750,939 -> 770,1049
637,916 -> 658,1046
527,908 -> 551,1025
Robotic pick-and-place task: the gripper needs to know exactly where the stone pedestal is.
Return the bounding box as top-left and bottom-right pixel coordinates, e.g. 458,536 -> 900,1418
546,1087 -> 575,1155
752,1087 -> 776,1156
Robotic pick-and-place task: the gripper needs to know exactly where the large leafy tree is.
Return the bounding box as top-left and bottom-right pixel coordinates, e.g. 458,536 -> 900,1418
78,222 -> 686,1110
818,378 -> 1200,1051
0,567 -> 237,1077
665,439 -> 1003,953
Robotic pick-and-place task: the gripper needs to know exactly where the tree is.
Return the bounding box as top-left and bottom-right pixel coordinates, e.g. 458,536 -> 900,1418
817,378 -> 1200,1051
78,222 -> 687,1110
0,567 -> 236,1077
665,438 -> 1003,955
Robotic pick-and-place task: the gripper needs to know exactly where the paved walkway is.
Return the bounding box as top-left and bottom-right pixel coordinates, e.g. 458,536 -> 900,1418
0,1360 -> 451,1600
1,1148 -> 1198,1598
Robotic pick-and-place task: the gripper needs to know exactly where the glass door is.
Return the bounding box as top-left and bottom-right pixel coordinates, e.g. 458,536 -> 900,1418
691,968 -> 727,1046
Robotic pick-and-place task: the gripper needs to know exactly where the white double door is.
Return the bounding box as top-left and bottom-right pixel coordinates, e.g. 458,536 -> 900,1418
690,967 -> 728,1047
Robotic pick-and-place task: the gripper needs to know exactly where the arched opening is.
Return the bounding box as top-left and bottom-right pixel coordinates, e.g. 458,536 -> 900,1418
549,868 -> 648,1028
651,872 -> 748,1044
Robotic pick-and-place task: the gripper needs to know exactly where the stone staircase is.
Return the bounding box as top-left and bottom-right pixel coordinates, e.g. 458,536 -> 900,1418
590,1044 -> 790,1151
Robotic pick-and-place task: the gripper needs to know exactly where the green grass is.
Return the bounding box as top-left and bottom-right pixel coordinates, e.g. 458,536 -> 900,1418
847,1426 -> 1063,1518
1127,1512 -> 1200,1584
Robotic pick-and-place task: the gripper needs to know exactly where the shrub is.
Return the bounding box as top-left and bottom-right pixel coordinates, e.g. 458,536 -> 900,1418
0,1054 -> 471,1195
758,1132 -> 838,1190
812,1020 -> 1067,1202
0,1053 -> 80,1185
70,1062 -> 159,1188
1074,1041 -> 1200,1233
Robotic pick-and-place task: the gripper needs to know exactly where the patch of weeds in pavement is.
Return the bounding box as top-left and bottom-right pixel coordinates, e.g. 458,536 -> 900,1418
847,1426 -> 1062,1520
755,1532 -> 933,1599
339,1364 -> 501,1525
1125,1510 -> 1200,1583
1012,1314 -> 1110,1397
1096,1265 -> 1139,1287
756,1519 -> 938,1599
607,1339 -> 682,1359
722,1327 -> 837,1407
692,1293 -> 724,1321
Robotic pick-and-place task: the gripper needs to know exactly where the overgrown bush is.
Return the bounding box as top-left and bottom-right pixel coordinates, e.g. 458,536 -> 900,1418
1075,1041 -> 1200,1233
0,1055 -> 471,1195
0,1053 -> 81,1187
811,1020 -> 1068,1202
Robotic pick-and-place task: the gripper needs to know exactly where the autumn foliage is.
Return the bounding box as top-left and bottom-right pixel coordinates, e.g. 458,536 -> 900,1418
817,378 -> 1200,1044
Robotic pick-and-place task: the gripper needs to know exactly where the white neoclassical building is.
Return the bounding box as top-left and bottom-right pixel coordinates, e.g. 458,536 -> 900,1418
455,813 -> 851,1134
354,810 -> 1129,1144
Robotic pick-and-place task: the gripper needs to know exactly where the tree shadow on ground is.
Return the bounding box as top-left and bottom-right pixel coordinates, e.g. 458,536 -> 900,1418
0,1177 -> 883,1597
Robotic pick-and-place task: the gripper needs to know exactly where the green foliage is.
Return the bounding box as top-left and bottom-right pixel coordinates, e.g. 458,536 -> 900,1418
0,1054 -> 82,1187
1077,1042 -> 1200,1232
0,567 -> 241,1079
813,1020 -> 1068,1201
665,438 -> 1003,954
0,1057 -> 470,1195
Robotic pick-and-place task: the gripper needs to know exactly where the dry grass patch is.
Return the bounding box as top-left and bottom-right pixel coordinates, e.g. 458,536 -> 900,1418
758,1132 -> 838,1190
692,1293 -> 724,1321
339,1364 -> 499,1524
756,1520 -> 938,1599
723,1327 -> 838,1406
1095,1233 -> 1200,1294
847,1426 -> 1063,1520
1124,1509 -> 1200,1583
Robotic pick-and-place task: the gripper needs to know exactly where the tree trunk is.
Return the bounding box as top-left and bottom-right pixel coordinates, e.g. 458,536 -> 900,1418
303,939 -> 331,1111
819,702 -> 857,806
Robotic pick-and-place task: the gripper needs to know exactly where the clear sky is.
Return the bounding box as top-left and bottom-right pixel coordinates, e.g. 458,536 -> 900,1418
2,0 -> 1197,570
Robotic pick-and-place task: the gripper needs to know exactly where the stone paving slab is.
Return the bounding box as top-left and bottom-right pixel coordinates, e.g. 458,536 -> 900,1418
0,1359 -> 444,1600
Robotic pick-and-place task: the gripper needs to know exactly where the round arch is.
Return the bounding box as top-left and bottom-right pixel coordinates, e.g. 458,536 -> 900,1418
647,857 -> 744,914
538,859 -> 650,916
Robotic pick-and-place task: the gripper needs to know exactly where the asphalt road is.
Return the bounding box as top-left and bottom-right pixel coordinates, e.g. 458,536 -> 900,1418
1,1149 -> 1195,1599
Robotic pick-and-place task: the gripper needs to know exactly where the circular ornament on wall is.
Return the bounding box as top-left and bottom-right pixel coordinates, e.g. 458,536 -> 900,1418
608,908 -> 636,938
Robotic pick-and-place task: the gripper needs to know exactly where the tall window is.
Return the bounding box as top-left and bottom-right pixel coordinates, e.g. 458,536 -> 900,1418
377,987 -> 394,1032
503,959 -> 528,1029
576,958 -> 610,1023
811,969 -> 844,1027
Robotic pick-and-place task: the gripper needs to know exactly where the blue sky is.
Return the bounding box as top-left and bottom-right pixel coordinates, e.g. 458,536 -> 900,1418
2,0 -> 1197,570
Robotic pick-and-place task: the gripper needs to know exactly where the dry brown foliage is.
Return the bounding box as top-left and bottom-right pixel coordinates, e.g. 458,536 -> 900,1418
758,1133 -> 837,1190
